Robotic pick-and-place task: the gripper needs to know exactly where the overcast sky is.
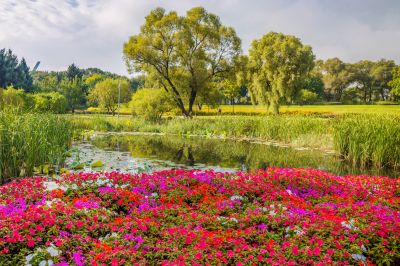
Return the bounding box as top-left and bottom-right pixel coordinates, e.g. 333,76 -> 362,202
1,0 -> 399,75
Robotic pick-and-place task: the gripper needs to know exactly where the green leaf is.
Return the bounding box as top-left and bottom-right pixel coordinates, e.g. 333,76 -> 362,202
91,160 -> 104,168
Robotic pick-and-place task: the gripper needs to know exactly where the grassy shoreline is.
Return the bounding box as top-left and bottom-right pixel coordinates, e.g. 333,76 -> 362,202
70,115 -> 333,150
0,111 -> 73,183
69,113 -> 400,169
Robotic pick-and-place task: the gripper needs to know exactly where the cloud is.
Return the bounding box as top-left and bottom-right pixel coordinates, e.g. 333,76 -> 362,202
0,0 -> 399,75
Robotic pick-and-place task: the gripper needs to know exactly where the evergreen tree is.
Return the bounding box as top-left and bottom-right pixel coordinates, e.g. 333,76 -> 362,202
16,58 -> 33,92
66,63 -> 83,81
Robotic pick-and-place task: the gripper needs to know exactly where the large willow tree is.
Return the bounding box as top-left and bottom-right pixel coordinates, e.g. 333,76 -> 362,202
248,32 -> 314,114
123,7 -> 241,117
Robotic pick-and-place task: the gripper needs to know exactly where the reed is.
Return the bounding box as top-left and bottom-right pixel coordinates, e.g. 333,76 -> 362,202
70,114 -> 332,149
0,110 -> 72,183
333,114 -> 400,168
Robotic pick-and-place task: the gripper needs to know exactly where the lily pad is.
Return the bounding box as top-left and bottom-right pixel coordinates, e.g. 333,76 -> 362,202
70,162 -> 85,170
91,160 -> 104,168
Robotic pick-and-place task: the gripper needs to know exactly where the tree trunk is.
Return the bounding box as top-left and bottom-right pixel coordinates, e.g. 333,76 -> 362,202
271,101 -> 280,114
380,88 -> 385,101
363,87 -> 367,103
187,88 -> 197,118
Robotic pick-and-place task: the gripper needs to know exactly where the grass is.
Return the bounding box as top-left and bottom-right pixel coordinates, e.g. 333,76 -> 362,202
70,114 -> 332,150
334,114 -> 400,168
0,110 -> 73,183
70,112 -> 400,169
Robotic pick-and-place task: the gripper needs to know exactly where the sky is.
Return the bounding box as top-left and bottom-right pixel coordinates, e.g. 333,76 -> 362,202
1,0 -> 399,76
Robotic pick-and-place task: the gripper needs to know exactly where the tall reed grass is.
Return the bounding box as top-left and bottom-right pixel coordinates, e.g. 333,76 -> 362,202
0,110 -> 72,183
70,115 -> 332,149
334,114 -> 400,168
71,113 -> 400,168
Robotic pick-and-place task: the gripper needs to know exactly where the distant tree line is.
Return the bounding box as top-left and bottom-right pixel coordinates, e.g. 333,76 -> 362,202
123,7 -> 400,116
0,52 -> 144,114
2,6 -> 400,116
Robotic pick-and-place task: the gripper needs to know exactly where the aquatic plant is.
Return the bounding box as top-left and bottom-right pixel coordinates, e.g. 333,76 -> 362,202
0,110 -> 72,183
334,114 -> 400,168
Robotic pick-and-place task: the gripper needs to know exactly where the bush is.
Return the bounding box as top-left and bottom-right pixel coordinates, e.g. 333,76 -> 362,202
130,88 -> 174,121
1,86 -> 28,109
33,92 -> 67,113
297,89 -> 318,105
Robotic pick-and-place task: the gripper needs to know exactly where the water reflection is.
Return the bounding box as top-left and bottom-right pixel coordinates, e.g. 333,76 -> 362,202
72,134 -> 398,178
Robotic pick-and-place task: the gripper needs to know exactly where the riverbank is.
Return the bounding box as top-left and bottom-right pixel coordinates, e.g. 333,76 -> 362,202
69,113 -> 400,169
70,115 -> 333,150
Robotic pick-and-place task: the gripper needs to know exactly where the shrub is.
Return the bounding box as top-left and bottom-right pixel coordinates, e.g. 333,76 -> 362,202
33,92 -> 67,113
297,89 -> 318,105
1,86 -> 27,109
130,88 -> 174,121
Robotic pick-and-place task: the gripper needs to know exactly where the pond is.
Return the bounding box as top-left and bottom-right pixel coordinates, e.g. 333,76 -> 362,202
67,133 -> 399,178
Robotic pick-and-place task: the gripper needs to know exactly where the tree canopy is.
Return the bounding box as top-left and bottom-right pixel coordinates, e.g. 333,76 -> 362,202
88,78 -> 131,115
0,49 -> 33,92
123,7 -> 241,117
248,32 -> 314,114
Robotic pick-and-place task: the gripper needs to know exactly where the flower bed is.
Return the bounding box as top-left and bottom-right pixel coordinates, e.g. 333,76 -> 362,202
0,168 -> 399,265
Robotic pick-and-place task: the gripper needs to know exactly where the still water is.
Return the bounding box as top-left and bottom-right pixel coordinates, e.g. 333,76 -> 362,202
67,133 -> 399,178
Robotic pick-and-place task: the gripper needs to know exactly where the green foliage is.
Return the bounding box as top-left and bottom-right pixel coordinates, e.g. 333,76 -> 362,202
130,88 -> 174,121
303,75 -> 324,99
33,92 -> 67,113
389,66 -> 400,99
334,114 -> 400,168
319,58 -> 352,102
0,110 -> 72,183
0,49 -> 33,92
84,73 -> 106,90
71,115 -> 331,149
370,59 -> 396,101
89,78 -> 131,115
1,86 -> 27,109
66,63 -> 83,81
248,32 -> 315,114
60,77 -> 86,113
33,73 -> 60,92
351,60 -> 374,103
297,89 -> 318,105
123,7 -> 241,117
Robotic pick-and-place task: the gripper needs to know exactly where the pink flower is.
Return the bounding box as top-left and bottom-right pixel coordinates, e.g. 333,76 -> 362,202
27,239 -> 35,248
292,246 -> 299,256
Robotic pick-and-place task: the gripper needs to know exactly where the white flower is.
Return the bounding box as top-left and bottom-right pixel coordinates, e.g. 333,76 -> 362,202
351,254 -> 366,261
39,260 -> 53,266
341,219 -> 358,230
46,245 -> 60,257
269,210 -> 276,216
230,195 -> 244,201
361,245 -> 367,252
25,253 -> 34,265
230,218 -> 238,223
